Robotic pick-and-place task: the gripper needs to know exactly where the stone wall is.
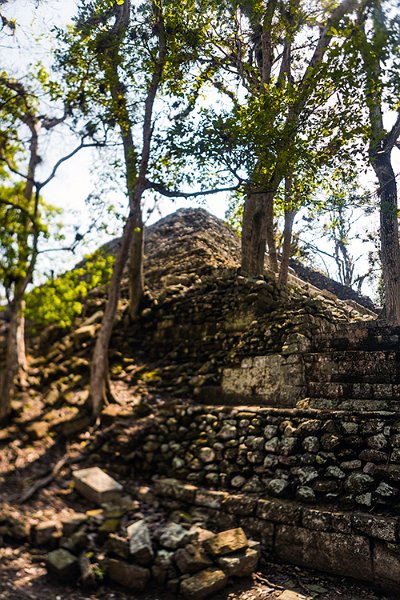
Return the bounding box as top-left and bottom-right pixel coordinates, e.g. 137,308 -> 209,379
135,404 -> 400,511
153,478 -> 400,593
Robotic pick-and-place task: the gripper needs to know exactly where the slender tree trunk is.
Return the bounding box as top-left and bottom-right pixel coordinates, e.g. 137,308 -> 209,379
128,209 -> 144,320
88,0 -> 167,417
264,192 -> 278,273
89,202 -> 142,417
0,296 -> 22,421
17,302 -> 28,387
373,154 -> 400,322
278,209 -> 296,287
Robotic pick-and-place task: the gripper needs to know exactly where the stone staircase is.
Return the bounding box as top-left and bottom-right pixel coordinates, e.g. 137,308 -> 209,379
301,323 -> 400,412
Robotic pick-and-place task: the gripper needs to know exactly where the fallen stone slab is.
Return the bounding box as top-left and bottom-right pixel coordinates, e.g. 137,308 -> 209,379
127,519 -> 154,565
218,547 -> 259,577
107,558 -> 150,591
46,548 -> 80,582
204,527 -> 248,557
175,543 -> 213,574
180,567 -> 228,600
73,467 -> 123,504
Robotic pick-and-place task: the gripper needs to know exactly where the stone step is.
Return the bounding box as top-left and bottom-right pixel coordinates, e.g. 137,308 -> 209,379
304,350 -> 400,383
312,323 -> 400,352
299,397 -> 400,412
308,382 -> 400,400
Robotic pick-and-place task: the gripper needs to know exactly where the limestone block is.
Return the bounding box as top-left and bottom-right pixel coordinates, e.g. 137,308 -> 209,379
373,542 -> 400,591
127,519 -> 154,565
107,558 -> 150,591
218,547 -> 258,577
204,528 -> 248,557
180,568 -> 228,600
46,548 -> 79,582
302,509 -> 332,532
222,494 -> 257,516
175,543 -> 213,574
60,526 -> 88,553
195,490 -> 226,509
61,512 -> 88,537
159,523 -> 191,549
187,526 -> 215,545
274,525 -> 372,581
352,514 -> 398,542
257,499 -> 302,525
72,467 -> 123,504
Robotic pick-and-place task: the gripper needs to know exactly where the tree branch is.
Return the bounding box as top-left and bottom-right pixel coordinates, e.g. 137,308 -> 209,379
38,140 -> 105,189
146,179 -> 241,198
383,109 -> 400,153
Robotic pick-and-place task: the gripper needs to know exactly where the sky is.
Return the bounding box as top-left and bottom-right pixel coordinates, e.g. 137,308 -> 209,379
2,0 -> 399,301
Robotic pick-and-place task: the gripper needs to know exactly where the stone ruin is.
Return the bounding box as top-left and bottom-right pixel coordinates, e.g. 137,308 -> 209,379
125,210 -> 400,593
4,208 -> 400,596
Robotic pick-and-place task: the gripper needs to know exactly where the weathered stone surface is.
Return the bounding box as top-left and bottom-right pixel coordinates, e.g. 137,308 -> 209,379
175,544 -> 213,574
107,533 -> 130,559
343,473 -> 374,494
302,509 -> 332,532
218,547 -> 258,577
107,558 -> 150,591
60,526 -> 87,553
73,467 -> 123,504
127,519 -> 154,565
295,487 -> 316,503
34,520 -> 59,546
159,523 -> 191,550
373,542 -> 400,591
46,548 -> 79,582
275,525 -> 372,581
204,528 -> 248,557
180,568 -> 228,600
195,490 -> 226,509
61,513 -> 88,537
222,494 -> 257,516
352,515 -> 397,542
188,526 -> 215,545
257,499 -> 301,525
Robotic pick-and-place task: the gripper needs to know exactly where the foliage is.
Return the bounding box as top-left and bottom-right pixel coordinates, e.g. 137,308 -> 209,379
0,183 -> 60,302
25,250 -> 115,329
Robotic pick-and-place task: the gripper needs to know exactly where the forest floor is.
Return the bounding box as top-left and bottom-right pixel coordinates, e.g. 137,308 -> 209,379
0,394 -> 394,600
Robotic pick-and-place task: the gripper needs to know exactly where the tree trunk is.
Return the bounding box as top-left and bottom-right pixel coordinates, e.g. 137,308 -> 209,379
89,209 -> 139,418
241,193 -> 267,276
278,209 -> 296,287
241,190 -> 279,277
17,302 -> 28,387
264,192 -> 278,273
0,298 -> 22,422
373,153 -> 400,323
128,209 -> 144,320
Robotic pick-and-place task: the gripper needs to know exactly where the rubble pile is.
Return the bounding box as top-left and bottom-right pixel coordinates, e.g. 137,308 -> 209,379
0,467 -> 260,598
